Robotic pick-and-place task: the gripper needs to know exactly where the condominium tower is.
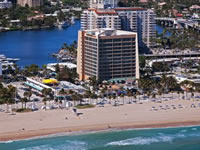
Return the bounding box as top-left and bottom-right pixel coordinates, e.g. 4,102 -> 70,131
17,0 -> 43,7
81,1 -> 156,47
77,28 -> 139,81
90,0 -> 119,9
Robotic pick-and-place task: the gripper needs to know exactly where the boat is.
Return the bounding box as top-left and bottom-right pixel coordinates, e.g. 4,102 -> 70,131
0,54 -> 20,63
71,16 -> 75,24
57,21 -> 70,29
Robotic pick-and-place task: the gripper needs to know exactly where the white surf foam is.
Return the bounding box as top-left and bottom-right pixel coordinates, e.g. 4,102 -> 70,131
180,129 -> 187,133
106,135 -> 174,146
191,128 -> 197,131
18,140 -> 87,150
106,132 -> 190,146
0,140 -> 13,144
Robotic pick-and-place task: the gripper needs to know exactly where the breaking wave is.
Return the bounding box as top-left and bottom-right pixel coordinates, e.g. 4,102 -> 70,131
106,130 -> 200,146
18,140 -> 87,150
0,140 -> 13,144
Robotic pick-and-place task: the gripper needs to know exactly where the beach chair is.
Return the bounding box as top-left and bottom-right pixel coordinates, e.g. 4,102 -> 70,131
165,105 -> 170,109
178,104 -> 183,108
151,106 -> 155,111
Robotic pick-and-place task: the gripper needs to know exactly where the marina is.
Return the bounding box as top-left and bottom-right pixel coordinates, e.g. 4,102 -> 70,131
0,54 -> 20,75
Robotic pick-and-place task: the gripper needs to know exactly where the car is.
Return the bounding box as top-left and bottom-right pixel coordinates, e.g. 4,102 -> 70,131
33,98 -> 39,102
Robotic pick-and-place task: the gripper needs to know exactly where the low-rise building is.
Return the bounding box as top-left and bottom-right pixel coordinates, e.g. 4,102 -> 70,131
190,5 -> 200,11
175,74 -> 200,84
47,62 -> 76,72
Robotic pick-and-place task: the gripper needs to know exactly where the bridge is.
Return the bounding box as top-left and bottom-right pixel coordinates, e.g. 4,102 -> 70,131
142,53 -> 200,67
155,17 -> 200,33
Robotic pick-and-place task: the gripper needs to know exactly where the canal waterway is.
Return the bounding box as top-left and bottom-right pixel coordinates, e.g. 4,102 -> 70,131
0,21 -> 167,67
0,20 -> 80,67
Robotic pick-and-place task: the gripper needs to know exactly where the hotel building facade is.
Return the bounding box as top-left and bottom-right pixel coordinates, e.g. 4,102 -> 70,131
77,28 -> 139,81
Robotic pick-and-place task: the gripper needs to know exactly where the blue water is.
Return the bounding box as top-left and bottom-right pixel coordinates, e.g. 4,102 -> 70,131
1,126 -> 200,150
0,22 -> 166,67
0,20 -> 80,67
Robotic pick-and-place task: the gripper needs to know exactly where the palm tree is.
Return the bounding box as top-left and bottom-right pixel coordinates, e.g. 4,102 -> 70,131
71,93 -> 79,106
7,98 -> 15,114
126,89 -> 132,104
89,76 -> 98,88
120,93 -> 125,105
42,88 -> 53,107
91,93 -> 98,105
108,95 -> 112,104
0,86 -> 16,113
7,85 -> 16,99
0,82 -> 3,89
158,90 -> 162,99
100,88 -> 106,98
23,91 -> 32,108
177,91 -> 180,99
180,80 -> 193,99
58,88 -> 67,95
152,93 -> 156,99
20,97 -> 28,109
42,97 -> 47,110
78,94 -> 83,105
0,88 -> 9,112
84,90 -> 92,104
136,91 -> 140,101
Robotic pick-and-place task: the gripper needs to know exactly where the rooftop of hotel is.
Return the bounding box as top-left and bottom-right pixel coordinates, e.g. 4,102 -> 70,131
85,28 -> 137,37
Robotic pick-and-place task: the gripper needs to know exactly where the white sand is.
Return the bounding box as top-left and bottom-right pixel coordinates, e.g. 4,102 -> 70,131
0,99 -> 200,141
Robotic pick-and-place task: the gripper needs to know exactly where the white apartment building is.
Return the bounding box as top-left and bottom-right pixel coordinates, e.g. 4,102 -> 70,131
81,8 -> 121,30
90,0 -> 118,9
0,0 -> 12,9
81,0 -> 156,47
116,7 -> 156,47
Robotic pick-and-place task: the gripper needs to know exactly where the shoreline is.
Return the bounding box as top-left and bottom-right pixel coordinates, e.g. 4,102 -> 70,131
1,121 -> 200,142
1,99 -> 200,142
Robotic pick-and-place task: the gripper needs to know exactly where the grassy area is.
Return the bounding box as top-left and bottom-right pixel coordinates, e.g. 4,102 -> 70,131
75,104 -> 95,109
13,108 -> 32,113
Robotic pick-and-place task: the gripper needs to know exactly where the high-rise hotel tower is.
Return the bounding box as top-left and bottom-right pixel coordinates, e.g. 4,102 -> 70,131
77,28 -> 140,81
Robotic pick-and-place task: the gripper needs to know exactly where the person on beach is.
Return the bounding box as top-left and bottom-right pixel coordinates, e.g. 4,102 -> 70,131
72,108 -> 78,116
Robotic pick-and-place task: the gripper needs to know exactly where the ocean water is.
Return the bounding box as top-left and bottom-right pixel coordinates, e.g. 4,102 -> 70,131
1,126 -> 200,150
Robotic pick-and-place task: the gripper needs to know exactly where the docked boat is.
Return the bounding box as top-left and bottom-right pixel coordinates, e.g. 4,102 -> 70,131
57,21 -> 70,29
71,16 -> 75,24
0,54 -> 20,63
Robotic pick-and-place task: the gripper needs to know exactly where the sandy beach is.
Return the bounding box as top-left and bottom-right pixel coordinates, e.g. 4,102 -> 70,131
1,99 -> 200,141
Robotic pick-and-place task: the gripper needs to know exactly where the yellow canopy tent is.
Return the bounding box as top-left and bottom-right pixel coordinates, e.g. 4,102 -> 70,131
42,78 -> 59,84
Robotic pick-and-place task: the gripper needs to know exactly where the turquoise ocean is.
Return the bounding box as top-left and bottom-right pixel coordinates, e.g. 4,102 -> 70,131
1,126 -> 200,150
